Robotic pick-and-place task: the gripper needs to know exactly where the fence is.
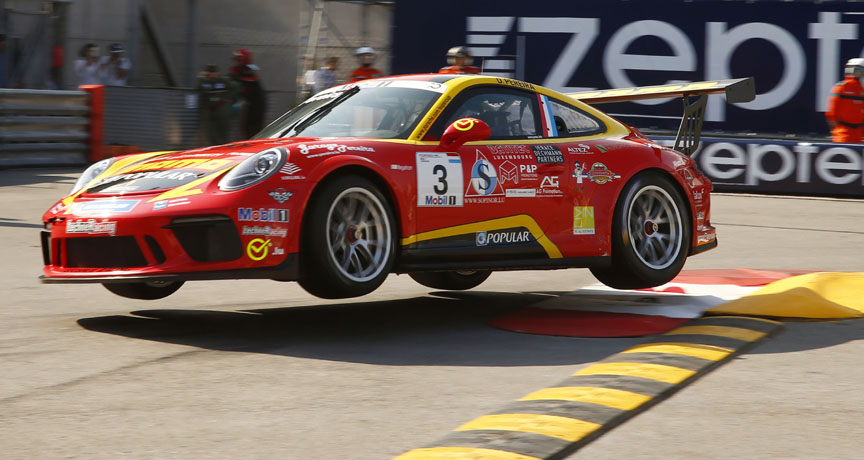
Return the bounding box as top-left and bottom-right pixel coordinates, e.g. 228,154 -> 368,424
0,88 -> 95,167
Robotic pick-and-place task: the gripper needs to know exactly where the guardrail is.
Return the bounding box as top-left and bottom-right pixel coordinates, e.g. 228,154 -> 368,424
0,87 -> 101,167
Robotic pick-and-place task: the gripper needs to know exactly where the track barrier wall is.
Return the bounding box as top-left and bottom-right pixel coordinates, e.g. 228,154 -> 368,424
651,135 -> 864,198
0,88 -> 93,167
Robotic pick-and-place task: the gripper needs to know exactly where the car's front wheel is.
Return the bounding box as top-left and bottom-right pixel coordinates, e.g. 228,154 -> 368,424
103,280 -> 184,300
299,175 -> 396,299
409,270 -> 491,290
590,172 -> 690,289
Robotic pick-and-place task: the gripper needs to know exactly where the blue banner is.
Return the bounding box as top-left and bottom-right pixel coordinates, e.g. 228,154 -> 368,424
392,1 -> 864,137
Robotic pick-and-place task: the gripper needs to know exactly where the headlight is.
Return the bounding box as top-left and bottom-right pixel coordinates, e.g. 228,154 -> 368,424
70,158 -> 115,194
218,147 -> 285,191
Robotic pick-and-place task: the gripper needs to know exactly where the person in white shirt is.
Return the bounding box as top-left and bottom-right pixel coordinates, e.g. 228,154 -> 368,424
99,43 -> 131,86
74,43 -> 103,86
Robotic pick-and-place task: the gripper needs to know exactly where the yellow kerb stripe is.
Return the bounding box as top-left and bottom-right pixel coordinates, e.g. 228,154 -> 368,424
574,362 -> 696,384
665,325 -> 766,342
456,413 -> 601,443
393,446 -> 542,460
620,342 -> 733,362
521,386 -> 651,411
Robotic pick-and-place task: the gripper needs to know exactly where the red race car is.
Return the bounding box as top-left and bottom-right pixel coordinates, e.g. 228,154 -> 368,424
40,74 -> 754,300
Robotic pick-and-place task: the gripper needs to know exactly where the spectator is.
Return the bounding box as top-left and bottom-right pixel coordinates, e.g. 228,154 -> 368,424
100,43 -> 131,86
439,46 -> 480,74
75,43 -> 102,86
197,64 -> 236,145
299,55 -> 317,100
229,48 -> 267,138
826,58 -> 864,143
348,47 -> 383,83
313,56 -> 339,94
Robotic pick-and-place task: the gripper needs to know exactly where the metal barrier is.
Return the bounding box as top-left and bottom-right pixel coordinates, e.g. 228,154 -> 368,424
0,88 -> 94,167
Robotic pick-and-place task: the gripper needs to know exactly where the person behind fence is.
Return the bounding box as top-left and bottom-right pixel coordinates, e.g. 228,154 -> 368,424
99,43 -> 131,86
75,43 -> 103,86
313,56 -> 340,93
348,47 -> 383,83
197,64 -> 236,145
826,58 -> 864,143
438,46 -> 480,74
229,48 -> 267,138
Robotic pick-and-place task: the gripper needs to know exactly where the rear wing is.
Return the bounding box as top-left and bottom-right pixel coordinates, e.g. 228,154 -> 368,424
567,78 -> 755,156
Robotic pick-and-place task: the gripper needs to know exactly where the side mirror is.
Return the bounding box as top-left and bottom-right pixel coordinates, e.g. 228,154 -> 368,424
439,117 -> 491,149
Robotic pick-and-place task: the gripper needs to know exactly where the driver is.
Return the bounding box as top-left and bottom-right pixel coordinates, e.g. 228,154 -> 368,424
826,58 -> 864,143
438,46 -> 481,74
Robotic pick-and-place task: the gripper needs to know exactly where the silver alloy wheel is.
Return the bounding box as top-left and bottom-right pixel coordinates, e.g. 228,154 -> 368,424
626,185 -> 683,270
325,187 -> 392,283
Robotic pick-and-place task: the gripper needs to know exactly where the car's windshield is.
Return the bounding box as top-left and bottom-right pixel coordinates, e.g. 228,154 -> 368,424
255,82 -> 444,140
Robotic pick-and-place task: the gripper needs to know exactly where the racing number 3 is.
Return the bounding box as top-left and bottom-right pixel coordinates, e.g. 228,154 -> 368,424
433,164 -> 448,195
416,152 -> 464,207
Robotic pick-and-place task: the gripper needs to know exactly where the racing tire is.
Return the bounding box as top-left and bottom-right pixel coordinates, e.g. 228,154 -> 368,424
299,175 -> 396,299
590,171 -> 691,290
409,270 -> 491,291
103,280 -> 184,300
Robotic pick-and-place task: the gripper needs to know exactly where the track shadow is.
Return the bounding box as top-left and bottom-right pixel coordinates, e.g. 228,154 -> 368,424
77,290 -> 643,367
0,167 -> 81,187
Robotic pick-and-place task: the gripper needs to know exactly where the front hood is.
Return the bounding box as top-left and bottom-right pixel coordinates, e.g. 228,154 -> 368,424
82,140 -> 288,195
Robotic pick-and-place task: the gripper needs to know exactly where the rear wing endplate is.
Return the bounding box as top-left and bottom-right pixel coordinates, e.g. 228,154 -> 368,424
567,78 -> 755,156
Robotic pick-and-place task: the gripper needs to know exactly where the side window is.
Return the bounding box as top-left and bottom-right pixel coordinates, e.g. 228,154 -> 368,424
548,99 -> 605,137
430,88 -> 539,140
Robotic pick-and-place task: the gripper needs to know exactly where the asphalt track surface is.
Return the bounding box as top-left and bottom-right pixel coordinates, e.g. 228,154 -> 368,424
2,167 -> 864,460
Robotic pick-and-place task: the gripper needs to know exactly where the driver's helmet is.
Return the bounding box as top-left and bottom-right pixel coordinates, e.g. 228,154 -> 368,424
446,46 -> 473,66
356,46 -> 376,66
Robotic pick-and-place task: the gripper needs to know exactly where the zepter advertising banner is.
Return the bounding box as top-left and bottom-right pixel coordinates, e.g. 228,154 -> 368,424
393,0 -> 864,137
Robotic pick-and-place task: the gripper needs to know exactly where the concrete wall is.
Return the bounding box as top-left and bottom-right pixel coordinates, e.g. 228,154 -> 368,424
4,0 -> 392,97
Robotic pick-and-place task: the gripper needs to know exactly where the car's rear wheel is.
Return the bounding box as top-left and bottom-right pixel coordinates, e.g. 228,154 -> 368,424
103,280 -> 184,300
590,171 -> 690,289
409,270 -> 491,290
299,175 -> 396,299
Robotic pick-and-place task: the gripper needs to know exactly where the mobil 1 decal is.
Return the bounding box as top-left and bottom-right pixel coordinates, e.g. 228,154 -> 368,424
417,152 -> 464,207
465,150 -> 505,203
530,144 -> 564,164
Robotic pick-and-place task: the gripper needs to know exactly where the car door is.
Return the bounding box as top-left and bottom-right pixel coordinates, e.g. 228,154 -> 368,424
409,86 -> 570,266
540,95 -> 614,256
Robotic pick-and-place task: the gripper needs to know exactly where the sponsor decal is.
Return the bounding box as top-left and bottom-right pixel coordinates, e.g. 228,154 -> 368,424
530,145 -> 564,164
242,225 -> 288,238
519,163 -> 539,181
693,189 -> 704,203
495,78 -> 536,91
573,162 -> 590,184
49,202 -> 68,214
586,162 -> 621,184
66,218 -> 117,235
280,163 -> 302,175
505,188 -> 536,197
391,164 -> 413,171
697,231 -> 717,245
487,144 -> 532,160
273,247 -> 285,256
91,170 -> 203,188
453,118 -> 478,131
540,175 -> 559,188
298,143 -> 375,157
238,208 -> 290,222
682,168 -> 695,187
122,158 -> 231,173
596,145 -> 609,153
476,229 -> 532,246
417,152 -> 464,207
465,150 -> 505,197
499,160 -> 519,184
268,188 -> 293,204
74,199 -> 140,214
567,144 -> 592,154
152,198 -> 191,210
246,238 -> 272,261
573,206 -> 596,235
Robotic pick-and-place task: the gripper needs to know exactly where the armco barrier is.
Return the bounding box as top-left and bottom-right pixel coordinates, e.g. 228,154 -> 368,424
0,88 -> 95,167
651,135 -> 863,198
